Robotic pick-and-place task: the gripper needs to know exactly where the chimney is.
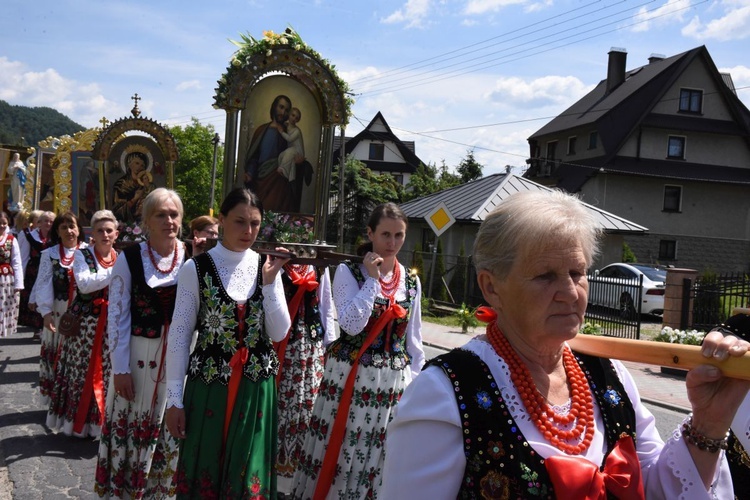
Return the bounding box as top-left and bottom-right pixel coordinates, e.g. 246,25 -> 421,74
606,47 -> 627,94
648,53 -> 665,64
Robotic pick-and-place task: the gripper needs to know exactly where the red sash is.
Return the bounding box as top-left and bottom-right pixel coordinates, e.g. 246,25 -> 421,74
313,301 -> 407,500
73,298 -> 108,434
545,436 -> 645,500
274,268 -> 318,386
223,304 -> 248,445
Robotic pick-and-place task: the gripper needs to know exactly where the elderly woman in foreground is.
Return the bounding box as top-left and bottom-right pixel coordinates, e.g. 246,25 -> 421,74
382,189 -> 749,499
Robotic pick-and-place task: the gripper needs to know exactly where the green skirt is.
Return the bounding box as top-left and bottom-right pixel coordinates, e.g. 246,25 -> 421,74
174,375 -> 277,499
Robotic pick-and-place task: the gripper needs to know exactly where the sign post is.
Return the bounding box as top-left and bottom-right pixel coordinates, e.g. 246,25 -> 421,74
424,202 -> 456,299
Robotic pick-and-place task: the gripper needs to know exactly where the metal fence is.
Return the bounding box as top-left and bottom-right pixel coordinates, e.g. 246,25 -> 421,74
687,272 -> 750,331
584,274 -> 643,339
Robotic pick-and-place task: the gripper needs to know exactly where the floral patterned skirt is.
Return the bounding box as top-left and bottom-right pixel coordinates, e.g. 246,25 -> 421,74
39,298 -> 67,405
0,274 -> 19,337
174,375 -> 278,499
276,331 -> 325,494
94,335 -> 179,499
47,314 -> 111,437
291,358 -> 408,500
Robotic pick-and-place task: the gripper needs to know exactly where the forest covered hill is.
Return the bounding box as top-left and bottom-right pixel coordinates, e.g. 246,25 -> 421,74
0,100 -> 85,147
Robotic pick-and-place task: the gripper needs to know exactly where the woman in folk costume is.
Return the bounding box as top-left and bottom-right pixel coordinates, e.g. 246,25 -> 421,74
0,210 -> 24,337
165,187 -> 291,497
95,188 -> 186,499
34,212 -> 86,405
47,210 -> 118,437
275,260 -> 335,495
18,210 -> 53,336
292,202 -> 424,499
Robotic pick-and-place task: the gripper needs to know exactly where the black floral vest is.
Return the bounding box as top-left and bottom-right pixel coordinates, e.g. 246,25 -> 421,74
281,266 -> 324,344
327,262 -> 417,371
51,252 -> 75,302
123,244 -> 179,339
68,248 -> 108,319
187,252 -> 278,385
429,348 -> 637,499
23,229 -> 50,289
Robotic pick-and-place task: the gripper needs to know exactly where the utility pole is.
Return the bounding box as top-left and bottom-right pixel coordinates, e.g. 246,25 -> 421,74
209,133 -> 221,216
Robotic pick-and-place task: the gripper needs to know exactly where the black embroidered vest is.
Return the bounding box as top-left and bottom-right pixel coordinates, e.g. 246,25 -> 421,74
51,253 -> 75,302
187,252 -> 278,385
429,348 -> 637,499
68,248 -> 108,318
123,244 -> 179,339
23,229 -> 50,289
327,262 -> 417,371
282,266 -> 324,343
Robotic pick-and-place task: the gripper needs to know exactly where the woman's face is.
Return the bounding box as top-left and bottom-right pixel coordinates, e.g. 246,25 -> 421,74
92,220 -> 118,250
0,215 -> 9,234
58,220 -> 80,248
367,217 -> 407,258
37,216 -> 53,236
147,198 -> 181,242
193,224 -> 219,240
489,240 -> 589,347
219,203 -> 261,252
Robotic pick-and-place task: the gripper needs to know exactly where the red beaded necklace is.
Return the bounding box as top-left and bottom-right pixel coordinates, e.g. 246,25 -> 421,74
59,243 -> 78,266
95,248 -> 117,269
379,259 -> 401,300
486,322 -> 595,455
147,240 -> 179,275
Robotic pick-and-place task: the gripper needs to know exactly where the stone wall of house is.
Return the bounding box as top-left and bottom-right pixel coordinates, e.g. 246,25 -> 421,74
624,233 -> 750,274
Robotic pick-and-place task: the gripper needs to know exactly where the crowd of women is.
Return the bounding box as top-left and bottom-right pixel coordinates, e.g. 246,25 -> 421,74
1,186 -> 749,499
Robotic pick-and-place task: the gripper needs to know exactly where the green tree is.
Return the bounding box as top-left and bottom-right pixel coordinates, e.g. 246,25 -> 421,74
404,162 -> 439,202
456,149 -> 483,183
411,243 -> 425,280
170,118 -> 223,223
327,155 -> 403,246
622,242 -> 637,263
437,161 -> 461,190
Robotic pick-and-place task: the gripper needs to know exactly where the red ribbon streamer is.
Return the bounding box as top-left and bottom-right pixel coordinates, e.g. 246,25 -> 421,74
313,301 -> 407,500
73,298 -> 108,434
274,270 -> 318,386
223,304 -> 248,446
545,435 -> 645,500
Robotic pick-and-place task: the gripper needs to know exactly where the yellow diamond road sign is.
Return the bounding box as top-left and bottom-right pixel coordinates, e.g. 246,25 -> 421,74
425,202 -> 455,237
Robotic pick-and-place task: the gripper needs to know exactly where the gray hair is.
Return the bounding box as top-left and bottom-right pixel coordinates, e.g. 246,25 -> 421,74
141,188 -> 183,236
90,209 -> 118,228
473,189 -> 602,279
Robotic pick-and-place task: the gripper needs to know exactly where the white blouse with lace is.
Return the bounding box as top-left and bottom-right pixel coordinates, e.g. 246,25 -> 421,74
107,241 -> 186,375
165,243 -> 291,409
332,262 -> 424,377
382,336 -> 732,500
34,243 -> 87,317
18,228 -> 44,270
73,247 -> 116,295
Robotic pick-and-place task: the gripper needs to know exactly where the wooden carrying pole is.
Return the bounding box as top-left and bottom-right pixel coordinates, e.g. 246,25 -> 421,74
568,335 -> 750,381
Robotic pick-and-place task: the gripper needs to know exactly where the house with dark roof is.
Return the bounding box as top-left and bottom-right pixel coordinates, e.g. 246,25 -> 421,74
524,45 -> 750,273
398,174 -> 647,293
332,112 -> 423,186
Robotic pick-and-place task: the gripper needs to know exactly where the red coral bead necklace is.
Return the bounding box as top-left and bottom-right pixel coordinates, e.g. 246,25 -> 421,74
95,248 -> 117,269
378,258 -> 401,300
59,243 -> 79,266
147,240 -> 179,274
486,321 -> 595,455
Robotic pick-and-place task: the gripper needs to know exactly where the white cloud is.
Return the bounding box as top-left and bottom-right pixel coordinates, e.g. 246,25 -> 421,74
720,65 -> 750,108
524,0 -> 553,13
486,75 -> 591,108
464,0 -> 526,15
381,0 -> 433,28
176,80 -> 201,91
681,0 -> 750,41
632,0 -> 691,33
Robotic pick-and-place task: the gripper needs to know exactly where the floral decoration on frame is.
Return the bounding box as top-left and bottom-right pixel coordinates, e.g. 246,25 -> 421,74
259,211 -> 314,244
116,221 -> 146,245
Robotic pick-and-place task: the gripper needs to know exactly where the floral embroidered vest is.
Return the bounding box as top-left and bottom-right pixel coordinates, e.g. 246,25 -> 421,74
327,262 -> 417,371
281,267 -> 324,343
23,229 -> 50,288
123,244 -> 179,339
51,253 -> 75,302
0,234 -> 14,274
68,248 -> 108,319
188,252 -> 278,385
429,348 -> 637,499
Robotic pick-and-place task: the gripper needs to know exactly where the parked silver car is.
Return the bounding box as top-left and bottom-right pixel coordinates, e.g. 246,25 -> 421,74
588,263 -> 667,318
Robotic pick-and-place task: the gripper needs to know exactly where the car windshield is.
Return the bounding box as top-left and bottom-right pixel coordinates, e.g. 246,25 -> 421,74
632,265 -> 667,282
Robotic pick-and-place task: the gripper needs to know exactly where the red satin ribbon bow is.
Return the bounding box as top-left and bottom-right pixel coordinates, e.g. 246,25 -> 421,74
73,298 -> 108,434
545,436 -> 644,500
313,301 -> 407,500
274,270 -> 319,385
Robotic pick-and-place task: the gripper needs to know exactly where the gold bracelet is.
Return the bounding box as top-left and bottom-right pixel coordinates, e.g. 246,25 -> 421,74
681,415 -> 729,453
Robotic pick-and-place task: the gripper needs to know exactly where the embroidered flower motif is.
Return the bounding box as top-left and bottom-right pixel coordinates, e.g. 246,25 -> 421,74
479,470 -> 510,499
604,389 -> 622,406
487,440 -> 505,459
476,391 -> 492,410
149,360 -> 157,369
137,360 -> 144,368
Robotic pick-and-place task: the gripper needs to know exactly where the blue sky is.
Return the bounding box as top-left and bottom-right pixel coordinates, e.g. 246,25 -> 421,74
3,0 -> 749,176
